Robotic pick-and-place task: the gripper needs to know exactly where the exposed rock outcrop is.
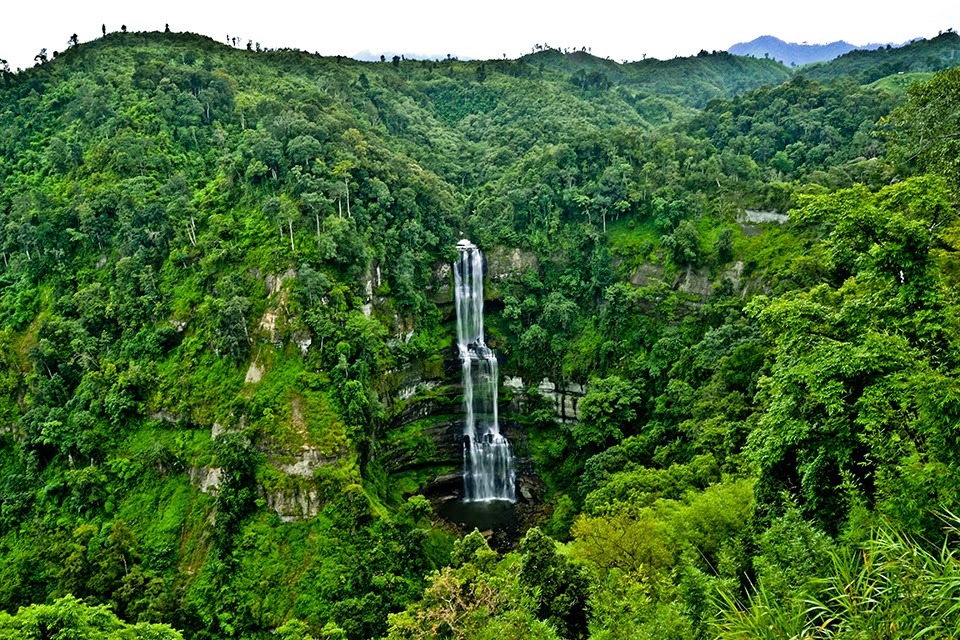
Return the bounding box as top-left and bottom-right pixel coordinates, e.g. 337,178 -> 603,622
504,376 -> 587,423
265,268 -> 298,295
270,447 -> 341,477
244,361 -> 264,384
630,262 -> 666,287
675,266 -> 713,299
484,246 -> 539,280
187,465 -> 222,495
263,485 -> 322,522
740,209 -> 789,224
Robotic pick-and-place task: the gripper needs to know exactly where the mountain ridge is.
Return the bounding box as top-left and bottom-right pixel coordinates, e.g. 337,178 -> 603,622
729,34 -> 899,66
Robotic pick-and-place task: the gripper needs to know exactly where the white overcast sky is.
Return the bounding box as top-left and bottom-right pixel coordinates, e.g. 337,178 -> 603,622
1,0 -> 957,71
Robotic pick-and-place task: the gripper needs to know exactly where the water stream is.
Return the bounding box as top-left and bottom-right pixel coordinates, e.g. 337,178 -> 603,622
454,240 -> 515,502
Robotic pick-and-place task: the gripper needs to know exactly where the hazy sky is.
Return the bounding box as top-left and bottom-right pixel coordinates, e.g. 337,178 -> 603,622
2,0 -> 957,71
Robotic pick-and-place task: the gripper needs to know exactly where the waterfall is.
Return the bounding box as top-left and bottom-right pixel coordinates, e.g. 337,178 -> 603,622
454,240 -> 516,502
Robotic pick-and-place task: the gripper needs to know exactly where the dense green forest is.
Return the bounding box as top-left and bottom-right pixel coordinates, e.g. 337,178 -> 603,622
2,27 -> 960,639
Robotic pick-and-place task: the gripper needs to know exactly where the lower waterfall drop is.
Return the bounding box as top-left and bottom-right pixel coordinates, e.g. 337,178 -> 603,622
454,239 -> 516,502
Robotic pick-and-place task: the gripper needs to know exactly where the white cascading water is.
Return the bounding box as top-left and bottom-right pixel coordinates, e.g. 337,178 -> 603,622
454,240 -> 516,502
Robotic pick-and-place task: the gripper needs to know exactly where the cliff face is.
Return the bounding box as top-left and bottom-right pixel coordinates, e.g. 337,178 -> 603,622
372,247 -> 565,508
172,247 -> 557,523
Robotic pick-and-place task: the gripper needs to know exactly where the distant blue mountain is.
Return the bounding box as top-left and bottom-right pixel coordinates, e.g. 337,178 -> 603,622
353,50 -> 470,62
728,35 -> 896,67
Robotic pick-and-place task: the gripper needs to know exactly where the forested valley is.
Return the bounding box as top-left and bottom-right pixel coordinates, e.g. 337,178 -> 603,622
2,27 -> 960,639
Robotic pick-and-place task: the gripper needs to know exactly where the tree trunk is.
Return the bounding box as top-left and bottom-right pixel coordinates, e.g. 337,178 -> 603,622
345,178 -> 351,218
288,219 -> 295,252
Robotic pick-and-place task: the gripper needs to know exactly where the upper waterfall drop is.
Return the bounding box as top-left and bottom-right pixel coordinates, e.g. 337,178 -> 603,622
454,240 -> 516,502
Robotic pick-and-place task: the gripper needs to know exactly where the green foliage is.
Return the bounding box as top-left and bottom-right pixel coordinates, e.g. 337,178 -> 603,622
0,594 -> 183,639
746,176 -> 960,534
573,376 -> 643,450
884,66 -> 960,192
1,25 -> 960,640
450,529 -> 497,569
718,514 -> 960,639
518,528 -> 590,640
663,219 -> 704,267
387,531 -> 558,640
804,31 -> 960,84
752,507 -> 835,602
686,76 -> 897,195
524,47 -> 791,107
212,433 -> 260,556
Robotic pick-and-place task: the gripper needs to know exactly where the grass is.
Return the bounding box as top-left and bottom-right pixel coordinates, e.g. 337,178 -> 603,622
605,215 -> 661,273
868,71 -> 935,95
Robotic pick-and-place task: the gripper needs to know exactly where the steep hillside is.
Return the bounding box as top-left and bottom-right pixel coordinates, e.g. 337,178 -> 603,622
803,30 -> 960,82
523,47 -> 792,107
